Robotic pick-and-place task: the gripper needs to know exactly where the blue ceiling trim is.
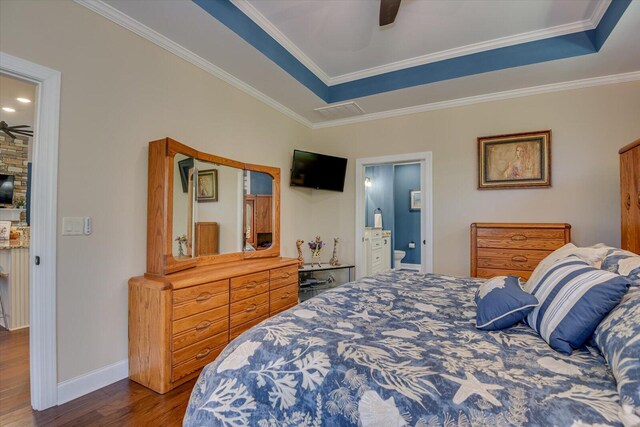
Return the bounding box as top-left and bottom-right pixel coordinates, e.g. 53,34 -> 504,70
594,0 -> 631,49
193,0 -> 328,100
192,0 -> 629,104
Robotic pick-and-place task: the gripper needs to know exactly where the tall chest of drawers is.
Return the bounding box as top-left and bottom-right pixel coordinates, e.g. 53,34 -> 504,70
470,223 -> 571,280
129,258 -> 298,394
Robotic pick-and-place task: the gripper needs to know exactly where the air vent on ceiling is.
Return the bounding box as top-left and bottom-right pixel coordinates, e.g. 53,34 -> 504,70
314,102 -> 365,120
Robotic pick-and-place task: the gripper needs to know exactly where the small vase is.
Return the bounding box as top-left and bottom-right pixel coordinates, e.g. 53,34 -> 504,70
312,252 -> 321,267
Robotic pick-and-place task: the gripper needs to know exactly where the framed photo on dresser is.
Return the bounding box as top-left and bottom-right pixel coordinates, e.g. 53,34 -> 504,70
478,130 -> 551,189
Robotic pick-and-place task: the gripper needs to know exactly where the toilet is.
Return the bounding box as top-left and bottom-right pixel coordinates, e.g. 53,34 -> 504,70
393,250 -> 406,270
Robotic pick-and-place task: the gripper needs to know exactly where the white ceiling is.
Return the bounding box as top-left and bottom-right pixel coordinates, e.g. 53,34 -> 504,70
84,0 -> 640,127
239,0 -> 604,81
0,74 -> 36,130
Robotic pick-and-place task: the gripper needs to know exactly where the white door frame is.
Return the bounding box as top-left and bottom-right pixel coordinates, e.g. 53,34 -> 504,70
355,152 -> 433,279
1,52 -> 60,410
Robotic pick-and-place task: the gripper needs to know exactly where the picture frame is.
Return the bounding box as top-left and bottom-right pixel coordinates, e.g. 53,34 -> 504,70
196,169 -> 218,202
410,190 -> 421,211
0,221 -> 10,240
478,130 -> 551,189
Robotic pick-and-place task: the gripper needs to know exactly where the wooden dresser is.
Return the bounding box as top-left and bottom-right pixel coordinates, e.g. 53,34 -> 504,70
129,258 -> 297,394
129,138 -> 298,393
620,138 -> 640,254
470,223 -> 571,280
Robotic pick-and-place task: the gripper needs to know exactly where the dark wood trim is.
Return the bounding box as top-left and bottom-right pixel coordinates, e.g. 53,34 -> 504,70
619,137 -> 640,154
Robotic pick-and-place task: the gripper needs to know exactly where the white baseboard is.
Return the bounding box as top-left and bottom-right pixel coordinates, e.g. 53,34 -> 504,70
400,263 -> 421,271
57,359 -> 128,405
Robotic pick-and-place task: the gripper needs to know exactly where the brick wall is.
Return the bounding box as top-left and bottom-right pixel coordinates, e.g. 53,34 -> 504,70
0,135 -> 29,205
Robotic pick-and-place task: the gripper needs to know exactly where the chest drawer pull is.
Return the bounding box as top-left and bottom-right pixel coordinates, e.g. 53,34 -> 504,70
245,304 -> 257,313
195,348 -> 212,360
195,320 -> 212,331
245,281 -> 258,289
195,292 -> 212,302
280,273 -> 291,279
511,234 -> 527,241
281,292 -> 292,300
512,255 -> 529,262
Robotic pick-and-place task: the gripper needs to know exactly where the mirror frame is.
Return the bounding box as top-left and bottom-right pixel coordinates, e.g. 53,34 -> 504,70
146,137 -> 281,276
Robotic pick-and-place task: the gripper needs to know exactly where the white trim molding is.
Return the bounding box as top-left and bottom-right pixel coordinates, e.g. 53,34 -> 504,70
0,52 -> 61,411
57,359 -> 129,405
313,71 -> 640,129
74,0 -> 313,128
355,152 -> 433,279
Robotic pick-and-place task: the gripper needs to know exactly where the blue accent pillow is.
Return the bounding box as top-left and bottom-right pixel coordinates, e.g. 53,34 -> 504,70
593,286 -> 640,425
601,248 -> 640,286
526,256 -> 630,355
475,276 -> 538,331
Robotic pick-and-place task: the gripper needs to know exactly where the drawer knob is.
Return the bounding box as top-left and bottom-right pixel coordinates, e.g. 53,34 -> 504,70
637,192 -> 640,208
625,193 -> 631,210
281,273 -> 291,278
245,304 -> 257,313
195,348 -> 211,360
196,292 -> 212,302
245,281 -> 258,289
195,320 -> 212,331
512,255 -> 528,263
281,292 -> 291,300
511,234 -> 527,241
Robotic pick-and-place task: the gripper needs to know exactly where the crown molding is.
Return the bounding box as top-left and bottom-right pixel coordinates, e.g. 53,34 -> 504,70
230,0 -> 612,85
311,71 -> 640,129
229,0 -> 332,85
74,0 -> 313,128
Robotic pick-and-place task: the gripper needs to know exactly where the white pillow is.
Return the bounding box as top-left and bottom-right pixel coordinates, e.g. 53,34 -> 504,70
524,243 -> 612,293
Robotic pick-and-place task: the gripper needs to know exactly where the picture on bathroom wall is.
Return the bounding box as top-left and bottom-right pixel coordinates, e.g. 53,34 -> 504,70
410,190 -> 421,211
197,169 -> 218,202
478,130 -> 551,189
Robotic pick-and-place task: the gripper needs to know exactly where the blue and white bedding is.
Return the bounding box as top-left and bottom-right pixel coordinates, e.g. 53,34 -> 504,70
184,271 -> 633,427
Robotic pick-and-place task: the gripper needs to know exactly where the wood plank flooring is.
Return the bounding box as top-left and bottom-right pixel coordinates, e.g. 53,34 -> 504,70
0,329 -> 195,426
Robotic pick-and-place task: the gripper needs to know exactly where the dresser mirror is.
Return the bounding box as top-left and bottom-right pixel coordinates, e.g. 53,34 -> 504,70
152,138 -> 280,275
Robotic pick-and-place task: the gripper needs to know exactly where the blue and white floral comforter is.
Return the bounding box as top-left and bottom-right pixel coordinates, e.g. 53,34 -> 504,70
184,271 -> 626,426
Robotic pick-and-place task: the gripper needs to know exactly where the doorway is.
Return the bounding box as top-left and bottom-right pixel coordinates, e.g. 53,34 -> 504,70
1,52 -> 61,411
355,152 -> 433,279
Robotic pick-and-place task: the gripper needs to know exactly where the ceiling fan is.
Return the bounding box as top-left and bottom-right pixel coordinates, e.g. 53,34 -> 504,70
0,121 -> 33,140
379,0 -> 402,26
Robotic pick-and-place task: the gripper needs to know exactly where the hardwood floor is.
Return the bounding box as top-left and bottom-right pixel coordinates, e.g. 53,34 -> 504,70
0,328 -> 195,426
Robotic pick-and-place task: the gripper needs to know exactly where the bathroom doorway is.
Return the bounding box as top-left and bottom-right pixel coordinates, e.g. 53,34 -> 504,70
355,152 -> 433,279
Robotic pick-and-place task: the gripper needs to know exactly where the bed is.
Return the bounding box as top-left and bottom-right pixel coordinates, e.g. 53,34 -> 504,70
183,270 -> 631,426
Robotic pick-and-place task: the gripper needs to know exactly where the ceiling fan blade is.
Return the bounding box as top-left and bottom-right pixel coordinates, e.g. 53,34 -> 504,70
12,130 -> 33,136
2,129 -> 16,140
379,0 -> 401,26
8,125 -> 31,129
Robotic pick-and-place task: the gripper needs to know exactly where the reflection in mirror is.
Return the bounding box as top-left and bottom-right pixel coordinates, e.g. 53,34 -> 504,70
243,171 -> 274,252
193,160 -> 244,256
173,154 -> 194,259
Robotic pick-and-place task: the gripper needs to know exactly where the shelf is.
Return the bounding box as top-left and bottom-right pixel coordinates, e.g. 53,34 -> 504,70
299,263 -> 354,273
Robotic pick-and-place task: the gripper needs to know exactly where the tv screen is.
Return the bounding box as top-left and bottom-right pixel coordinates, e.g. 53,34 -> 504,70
0,174 -> 14,205
290,150 -> 347,192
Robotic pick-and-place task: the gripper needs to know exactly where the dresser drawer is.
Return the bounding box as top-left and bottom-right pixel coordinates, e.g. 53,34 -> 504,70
477,228 -> 566,251
477,248 -> 549,271
230,293 -> 269,328
477,268 -> 532,280
369,229 -> 382,239
270,301 -> 297,317
230,271 -> 270,303
230,314 -> 268,341
371,239 -> 382,249
172,307 -> 229,350
270,265 -> 298,290
172,333 -> 227,382
270,282 -> 298,313
173,280 -> 229,320
371,247 -> 383,266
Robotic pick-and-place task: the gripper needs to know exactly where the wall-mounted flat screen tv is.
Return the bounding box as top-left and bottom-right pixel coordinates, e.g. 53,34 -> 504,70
0,174 -> 15,205
290,150 -> 347,192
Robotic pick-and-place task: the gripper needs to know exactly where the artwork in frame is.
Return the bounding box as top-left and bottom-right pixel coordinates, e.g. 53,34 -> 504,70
478,130 -> 551,189
410,190 -> 421,211
178,158 -> 194,193
197,169 -> 218,202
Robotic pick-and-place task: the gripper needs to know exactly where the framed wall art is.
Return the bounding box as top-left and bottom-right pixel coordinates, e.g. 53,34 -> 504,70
478,130 -> 551,189
196,169 -> 218,202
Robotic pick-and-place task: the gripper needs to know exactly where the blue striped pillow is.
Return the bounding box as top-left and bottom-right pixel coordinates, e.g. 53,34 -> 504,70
525,256 -> 630,355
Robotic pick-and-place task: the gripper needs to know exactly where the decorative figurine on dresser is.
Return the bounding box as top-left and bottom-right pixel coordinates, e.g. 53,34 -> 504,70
308,236 -> 323,267
296,239 -> 305,268
128,138 -> 299,394
329,237 -> 340,266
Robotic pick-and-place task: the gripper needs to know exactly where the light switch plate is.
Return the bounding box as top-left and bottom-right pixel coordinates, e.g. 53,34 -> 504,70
62,217 -> 84,236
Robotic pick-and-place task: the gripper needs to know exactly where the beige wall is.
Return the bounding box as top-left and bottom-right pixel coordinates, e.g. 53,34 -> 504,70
0,0 -> 313,382
310,81 -> 640,276
2,0 -> 640,388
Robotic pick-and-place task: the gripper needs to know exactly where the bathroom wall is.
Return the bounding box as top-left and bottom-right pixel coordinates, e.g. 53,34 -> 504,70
393,164 -> 421,265
364,165 -> 394,230
249,171 -> 273,195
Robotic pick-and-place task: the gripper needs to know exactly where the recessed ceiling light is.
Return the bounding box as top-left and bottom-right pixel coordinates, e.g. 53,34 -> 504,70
16,98 -> 31,104
2,107 -> 16,113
